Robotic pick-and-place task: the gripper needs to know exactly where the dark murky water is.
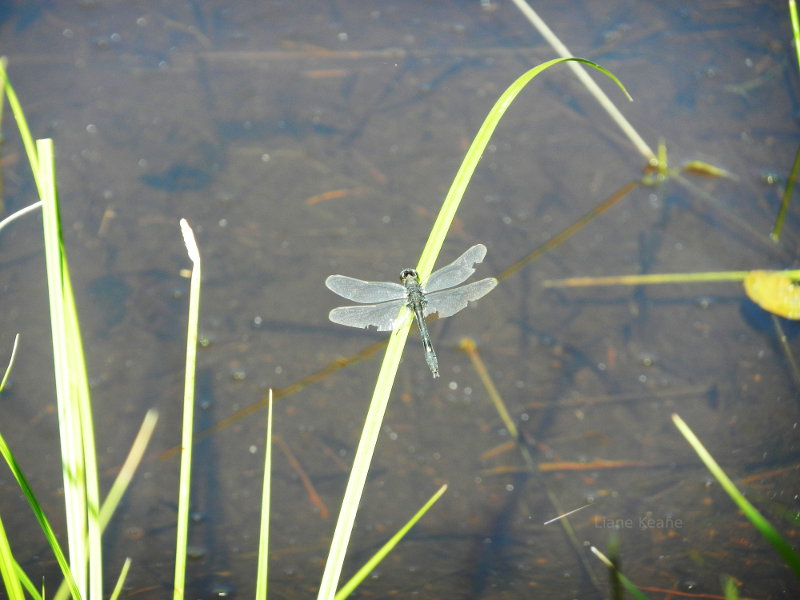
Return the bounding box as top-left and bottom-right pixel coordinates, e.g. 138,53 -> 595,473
1,1 -> 798,598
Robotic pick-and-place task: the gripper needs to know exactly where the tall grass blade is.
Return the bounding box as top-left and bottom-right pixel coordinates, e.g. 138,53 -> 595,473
108,558 -> 131,600
790,0 -> 800,74
98,410 -> 159,530
255,391 -> 274,600
672,413 -> 800,576
317,59 -> 630,600
173,219 -> 202,600
53,410 -> 159,600
39,138 -> 102,600
0,58 -> 42,193
0,511 -> 24,599
0,432 -> 81,599
0,56 -> 6,141
0,336 -> 25,600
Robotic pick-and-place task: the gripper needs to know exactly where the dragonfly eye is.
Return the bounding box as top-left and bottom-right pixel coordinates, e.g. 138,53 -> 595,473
399,268 -> 418,282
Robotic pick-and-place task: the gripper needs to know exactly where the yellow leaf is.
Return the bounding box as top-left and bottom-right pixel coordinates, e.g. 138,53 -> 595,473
743,270 -> 800,319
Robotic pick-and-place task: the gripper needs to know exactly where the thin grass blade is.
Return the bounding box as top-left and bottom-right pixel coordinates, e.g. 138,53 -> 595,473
0,58 -> 41,192
255,391 -> 274,600
173,219 -> 202,600
0,432 -> 81,598
317,58 -> 629,600
0,515 -> 25,600
108,558 -> 131,600
672,413 -> 800,576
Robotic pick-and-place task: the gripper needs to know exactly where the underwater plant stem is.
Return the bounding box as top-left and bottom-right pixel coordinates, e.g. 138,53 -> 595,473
543,270 -> 771,288
497,180 -> 639,281
508,0 -> 654,162
0,201 -> 43,234
771,142 -> 800,241
770,314 -> 800,389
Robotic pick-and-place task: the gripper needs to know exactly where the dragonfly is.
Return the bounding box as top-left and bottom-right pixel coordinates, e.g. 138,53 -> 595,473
325,244 -> 498,378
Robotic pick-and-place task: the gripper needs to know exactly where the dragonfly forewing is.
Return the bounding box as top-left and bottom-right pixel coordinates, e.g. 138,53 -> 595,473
325,275 -> 407,303
328,299 -> 407,331
423,277 -> 498,320
424,244 -> 487,293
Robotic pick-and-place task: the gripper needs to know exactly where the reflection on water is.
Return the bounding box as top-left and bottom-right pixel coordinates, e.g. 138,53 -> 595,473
1,1 -> 798,598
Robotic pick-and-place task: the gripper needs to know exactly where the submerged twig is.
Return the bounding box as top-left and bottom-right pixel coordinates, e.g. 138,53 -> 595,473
771,143 -> 800,241
508,0 -> 654,162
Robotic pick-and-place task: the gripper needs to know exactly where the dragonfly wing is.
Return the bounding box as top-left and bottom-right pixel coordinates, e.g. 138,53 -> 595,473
424,244 -> 488,293
328,299 -> 406,331
325,275 -> 407,303
423,277 -> 498,320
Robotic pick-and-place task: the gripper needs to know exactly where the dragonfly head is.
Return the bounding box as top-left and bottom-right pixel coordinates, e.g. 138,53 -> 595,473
399,268 -> 419,283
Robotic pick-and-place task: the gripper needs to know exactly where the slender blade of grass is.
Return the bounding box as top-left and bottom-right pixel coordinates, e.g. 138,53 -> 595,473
0,338 -> 24,600
0,515 -> 25,600
0,432 -> 81,599
672,413 -> 800,576
415,58 -> 630,281
317,58 -> 630,600
173,219 -> 202,600
108,558 -> 131,600
0,334 -> 19,393
790,0 -> 800,74
39,137 -> 103,600
52,411 -> 159,600
316,325 -> 410,600
255,391 -> 274,600
0,58 -> 42,193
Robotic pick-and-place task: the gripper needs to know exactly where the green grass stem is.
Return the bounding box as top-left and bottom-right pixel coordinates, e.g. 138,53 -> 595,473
790,0 -> 800,74
173,219 -> 202,600
0,337 -> 24,599
0,56 -> 6,142
255,391 -> 274,600
672,413 -> 800,576
0,431 -> 81,599
0,58 -> 42,194
317,59 -> 630,600
108,558 -> 131,600
0,509 -> 24,600
39,138 -> 102,600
